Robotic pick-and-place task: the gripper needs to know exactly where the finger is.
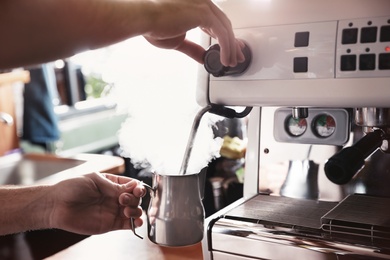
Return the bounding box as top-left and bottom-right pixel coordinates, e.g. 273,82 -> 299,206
123,206 -> 143,219
119,193 -> 141,206
133,185 -> 147,198
175,39 -> 206,64
131,217 -> 143,228
208,3 -> 241,67
208,4 -> 236,66
201,27 -> 216,39
103,173 -> 135,186
236,39 -> 246,63
237,38 -> 246,49
206,21 -> 231,66
120,216 -> 143,230
88,172 -> 135,198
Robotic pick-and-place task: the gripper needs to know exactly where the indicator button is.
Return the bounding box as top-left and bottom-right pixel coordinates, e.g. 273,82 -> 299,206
342,28 -> 358,44
294,32 -> 310,47
293,57 -> 308,73
380,25 -> 390,42
340,55 -> 357,71
360,27 -> 378,43
359,54 -> 376,70
379,53 -> 390,70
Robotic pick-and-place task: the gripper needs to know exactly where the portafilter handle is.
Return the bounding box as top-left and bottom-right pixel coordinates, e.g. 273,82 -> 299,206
324,129 -> 384,185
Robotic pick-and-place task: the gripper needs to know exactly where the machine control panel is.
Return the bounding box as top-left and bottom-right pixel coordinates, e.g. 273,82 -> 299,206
202,16 -> 390,108
337,16 -> 390,78
209,16 -> 390,81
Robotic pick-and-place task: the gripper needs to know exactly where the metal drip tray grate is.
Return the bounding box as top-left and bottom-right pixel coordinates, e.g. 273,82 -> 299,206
321,194 -> 390,248
224,194 -> 337,230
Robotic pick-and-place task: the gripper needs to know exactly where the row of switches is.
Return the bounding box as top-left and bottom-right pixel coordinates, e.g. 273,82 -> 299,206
341,53 -> 390,71
342,25 -> 390,44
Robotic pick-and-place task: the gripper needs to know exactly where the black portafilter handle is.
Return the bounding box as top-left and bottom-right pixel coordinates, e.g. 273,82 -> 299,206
324,130 -> 384,185
203,42 -> 252,77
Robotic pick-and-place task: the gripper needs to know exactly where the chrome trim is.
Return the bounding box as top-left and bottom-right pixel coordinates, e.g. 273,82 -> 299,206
210,218 -> 390,259
355,108 -> 390,127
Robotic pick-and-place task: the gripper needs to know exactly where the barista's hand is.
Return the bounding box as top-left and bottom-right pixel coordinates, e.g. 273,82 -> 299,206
49,172 -> 146,235
143,0 -> 245,66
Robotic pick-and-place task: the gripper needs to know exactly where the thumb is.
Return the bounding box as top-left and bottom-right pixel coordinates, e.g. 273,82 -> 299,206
175,39 -> 206,64
144,35 -> 205,64
144,34 -> 186,49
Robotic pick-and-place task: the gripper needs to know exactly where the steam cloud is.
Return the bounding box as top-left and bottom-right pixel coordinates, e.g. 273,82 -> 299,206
101,33 -> 222,175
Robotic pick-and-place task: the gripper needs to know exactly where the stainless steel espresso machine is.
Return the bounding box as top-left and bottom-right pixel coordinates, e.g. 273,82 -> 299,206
197,0 -> 390,259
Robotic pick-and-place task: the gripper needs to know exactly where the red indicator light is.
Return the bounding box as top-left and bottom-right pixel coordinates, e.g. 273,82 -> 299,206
386,46 -> 390,52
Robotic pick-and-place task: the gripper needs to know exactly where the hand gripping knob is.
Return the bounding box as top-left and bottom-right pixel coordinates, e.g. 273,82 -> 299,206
203,42 -> 251,77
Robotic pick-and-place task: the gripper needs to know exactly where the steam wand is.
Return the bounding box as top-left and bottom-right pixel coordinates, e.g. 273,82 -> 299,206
179,105 -> 253,175
179,105 -> 212,175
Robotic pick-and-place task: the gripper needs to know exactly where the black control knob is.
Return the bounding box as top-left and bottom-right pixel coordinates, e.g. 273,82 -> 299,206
203,42 -> 251,77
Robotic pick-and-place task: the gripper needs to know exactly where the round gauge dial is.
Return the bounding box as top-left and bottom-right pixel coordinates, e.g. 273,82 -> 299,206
286,116 -> 307,137
313,114 -> 336,138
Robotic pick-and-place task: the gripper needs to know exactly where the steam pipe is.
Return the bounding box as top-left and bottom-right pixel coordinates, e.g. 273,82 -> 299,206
179,105 -> 252,175
179,105 -> 212,175
324,129 -> 384,185
209,104 -> 252,118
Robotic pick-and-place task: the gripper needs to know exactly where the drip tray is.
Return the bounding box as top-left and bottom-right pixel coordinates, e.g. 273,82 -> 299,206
224,194 -> 337,230
321,194 -> 390,247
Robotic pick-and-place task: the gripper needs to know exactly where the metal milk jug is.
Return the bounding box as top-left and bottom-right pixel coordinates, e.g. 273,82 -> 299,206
145,171 -> 205,247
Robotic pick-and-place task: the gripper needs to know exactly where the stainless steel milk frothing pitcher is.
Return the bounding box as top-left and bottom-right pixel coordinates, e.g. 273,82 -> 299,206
143,171 -> 206,247
137,105 -> 251,246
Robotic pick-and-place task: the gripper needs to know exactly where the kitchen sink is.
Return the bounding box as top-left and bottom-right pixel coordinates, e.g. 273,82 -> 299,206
0,153 -> 85,185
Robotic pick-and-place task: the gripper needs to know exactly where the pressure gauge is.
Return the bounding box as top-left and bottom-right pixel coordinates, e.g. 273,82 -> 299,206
313,114 -> 336,138
285,116 -> 307,137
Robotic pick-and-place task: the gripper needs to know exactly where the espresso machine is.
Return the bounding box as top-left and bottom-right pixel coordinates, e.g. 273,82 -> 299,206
197,0 -> 390,259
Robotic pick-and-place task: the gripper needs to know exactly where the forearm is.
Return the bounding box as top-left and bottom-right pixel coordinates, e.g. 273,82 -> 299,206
0,185 -> 53,235
0,0 -> 155,69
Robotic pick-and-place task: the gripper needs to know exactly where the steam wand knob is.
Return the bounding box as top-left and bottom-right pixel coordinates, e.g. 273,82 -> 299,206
324,129 -> 384,185
203,42 -> 251,77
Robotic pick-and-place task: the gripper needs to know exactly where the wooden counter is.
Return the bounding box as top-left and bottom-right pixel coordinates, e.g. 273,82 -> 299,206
45,214 -> 203,260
